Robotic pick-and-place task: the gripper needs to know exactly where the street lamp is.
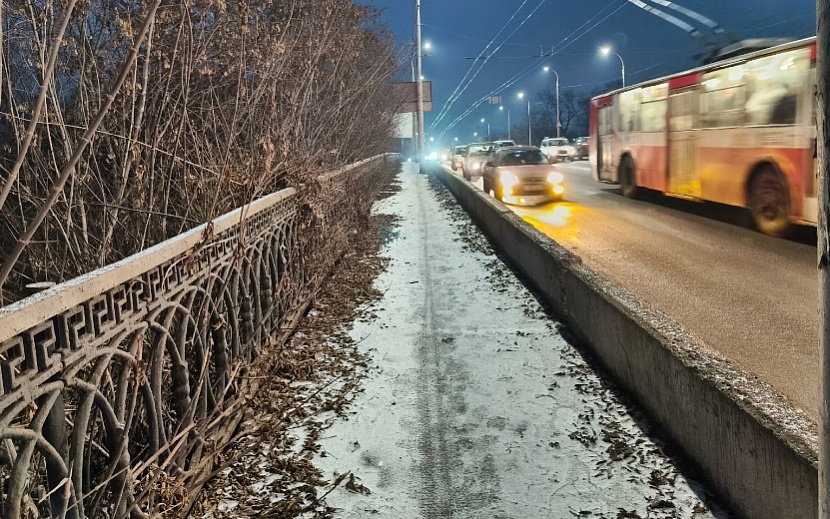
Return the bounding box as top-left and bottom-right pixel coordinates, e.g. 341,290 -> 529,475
499,105 -> 511,140
599,45 -> 626,88
518,92 -> 532,146
543,66 -> 561,138
480,118 -> 491,141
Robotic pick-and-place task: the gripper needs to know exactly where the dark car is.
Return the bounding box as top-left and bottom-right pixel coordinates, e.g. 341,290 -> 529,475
573,137 -> 589,160
481,146 -> 565,203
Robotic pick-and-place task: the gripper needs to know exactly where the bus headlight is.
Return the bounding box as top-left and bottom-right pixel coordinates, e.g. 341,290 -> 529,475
499,171 -> 519,188
552,184 -> 565,196
547,171 -> 564,184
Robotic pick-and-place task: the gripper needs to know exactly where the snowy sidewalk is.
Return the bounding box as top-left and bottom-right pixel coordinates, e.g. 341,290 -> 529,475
314,163 -> 728,518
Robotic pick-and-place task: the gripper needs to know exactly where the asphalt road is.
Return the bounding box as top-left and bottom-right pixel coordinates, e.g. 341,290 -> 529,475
465,161 -> 819,419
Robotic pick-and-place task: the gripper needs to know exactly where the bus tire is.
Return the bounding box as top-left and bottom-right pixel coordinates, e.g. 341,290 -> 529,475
619,156 -> 638,199
748,165 -> 791,237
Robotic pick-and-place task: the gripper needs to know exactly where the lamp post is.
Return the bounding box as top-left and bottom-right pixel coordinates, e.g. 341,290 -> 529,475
600,45 -> 626,88
518,92 -> 531,146
543,66 -> 561,137
480,118 -> 491,141
415,0 -> 425,157
499,106 -> 511,140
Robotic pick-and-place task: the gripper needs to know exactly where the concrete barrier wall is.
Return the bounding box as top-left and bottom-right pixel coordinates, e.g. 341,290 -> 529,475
434,165 -> 818,519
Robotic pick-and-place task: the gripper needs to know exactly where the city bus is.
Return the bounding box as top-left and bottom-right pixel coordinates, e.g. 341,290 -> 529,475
589,37 -> 816,236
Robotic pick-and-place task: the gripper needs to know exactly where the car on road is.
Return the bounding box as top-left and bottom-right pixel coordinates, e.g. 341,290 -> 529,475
481,146 -> 565,203
540,137 -> 576,162
439,148 -> 454,164
451,145 -> 466,170
573,137 -> 589,160
462,142 -> 497,180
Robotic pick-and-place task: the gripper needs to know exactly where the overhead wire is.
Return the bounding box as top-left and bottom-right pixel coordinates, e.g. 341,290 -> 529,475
431,0 -> 550,131
623,0 -> 700,37
646,0 -> 724,33
430,0 -> 529,129
436,1 -> 628,138
434,0 -> 730,139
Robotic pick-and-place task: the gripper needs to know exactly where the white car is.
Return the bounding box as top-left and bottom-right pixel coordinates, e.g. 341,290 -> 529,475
540,137 -> 576,162
462,143 -> 496,180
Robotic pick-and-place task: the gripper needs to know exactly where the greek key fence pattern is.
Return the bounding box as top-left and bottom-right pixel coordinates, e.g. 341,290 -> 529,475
0,154 -> 394,518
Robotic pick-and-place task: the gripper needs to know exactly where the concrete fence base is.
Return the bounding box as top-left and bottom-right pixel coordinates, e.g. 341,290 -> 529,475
434,165 -> 818,519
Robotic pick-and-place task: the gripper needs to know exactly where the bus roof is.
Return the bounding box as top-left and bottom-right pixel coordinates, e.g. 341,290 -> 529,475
590,36 -> 816,102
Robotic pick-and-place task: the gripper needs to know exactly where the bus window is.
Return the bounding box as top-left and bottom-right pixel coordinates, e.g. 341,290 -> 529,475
640,83 -> 668,132
744,49 -> 807,126
641,99 -> 667,132
669,90 -> 696,131
618,89 -> 641,132
700,64 -> 747,128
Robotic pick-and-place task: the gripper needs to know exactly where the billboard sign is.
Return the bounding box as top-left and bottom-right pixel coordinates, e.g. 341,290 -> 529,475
393,81 -> 433,113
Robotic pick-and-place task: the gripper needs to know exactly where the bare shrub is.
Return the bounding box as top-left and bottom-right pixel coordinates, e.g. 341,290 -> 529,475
0,0 -> 399,303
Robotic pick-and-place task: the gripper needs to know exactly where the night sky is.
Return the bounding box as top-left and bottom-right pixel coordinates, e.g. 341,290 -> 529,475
360,0 -> 816,148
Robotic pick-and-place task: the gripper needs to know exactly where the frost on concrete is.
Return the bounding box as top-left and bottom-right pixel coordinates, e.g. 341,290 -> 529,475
313,164 -> 729,518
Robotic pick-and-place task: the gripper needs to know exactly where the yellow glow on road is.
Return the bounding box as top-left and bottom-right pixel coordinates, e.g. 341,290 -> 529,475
509,201 -> 583,245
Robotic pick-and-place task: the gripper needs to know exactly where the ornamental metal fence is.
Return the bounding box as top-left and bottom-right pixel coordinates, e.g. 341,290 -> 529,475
0,154 -> 396,518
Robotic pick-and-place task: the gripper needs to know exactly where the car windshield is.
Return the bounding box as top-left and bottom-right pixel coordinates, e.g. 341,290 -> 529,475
550,139 -> 568,146
468,145 -> 493,157
454,146 -> 466,154
498,149 -> 548,166
495,141 -> 515,147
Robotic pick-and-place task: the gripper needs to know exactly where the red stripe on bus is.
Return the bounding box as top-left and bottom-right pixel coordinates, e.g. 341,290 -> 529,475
669,73 -> 700,90
597,95 -> 613,107
811,42 -> 817,61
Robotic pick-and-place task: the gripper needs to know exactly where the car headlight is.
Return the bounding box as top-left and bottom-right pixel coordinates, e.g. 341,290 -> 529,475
473,162 -> 481,170
547,171 -> 564,184
499,171 -> 519,188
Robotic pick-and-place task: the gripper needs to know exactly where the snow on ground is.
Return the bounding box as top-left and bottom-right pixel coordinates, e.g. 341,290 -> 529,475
312,163 -> 730,518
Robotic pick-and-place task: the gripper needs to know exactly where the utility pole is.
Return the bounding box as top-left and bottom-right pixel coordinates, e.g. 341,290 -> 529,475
819,1 -> 830,516
410,54 -> 418,159
555,72 -> 561,138
415,0 -> 425,158
544,66 -> 561,138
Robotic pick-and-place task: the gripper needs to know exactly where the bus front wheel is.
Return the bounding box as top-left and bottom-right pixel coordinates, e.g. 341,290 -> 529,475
620,157 -> 638,199
748,166 -> 791,237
